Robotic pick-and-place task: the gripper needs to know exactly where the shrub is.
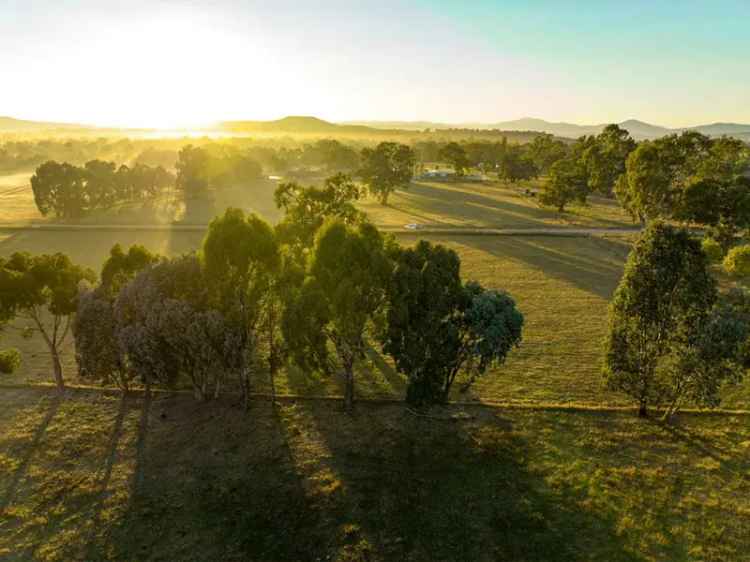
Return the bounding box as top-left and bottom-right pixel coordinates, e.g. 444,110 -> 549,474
724,245 -> 750,278
0,348 -> 21,374
701,237 -> 724,263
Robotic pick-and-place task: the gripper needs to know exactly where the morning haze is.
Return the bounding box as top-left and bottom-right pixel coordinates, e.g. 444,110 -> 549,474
0,1 -> 749,561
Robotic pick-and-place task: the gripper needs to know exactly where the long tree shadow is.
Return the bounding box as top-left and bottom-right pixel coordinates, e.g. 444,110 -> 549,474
83,394 -> 129,558
276,399 -> 646,561
96,394 -> 328,561
462,234 -> 627,300
0,393 -> 61,515
380,181 -> 633,230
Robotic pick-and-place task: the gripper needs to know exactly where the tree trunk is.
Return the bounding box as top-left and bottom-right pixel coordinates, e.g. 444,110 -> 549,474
343,364 -> 354,413
269,359 -> 277,405
380,192 -> 389,206
638,403 -> 648,418
51,348 -> 64,392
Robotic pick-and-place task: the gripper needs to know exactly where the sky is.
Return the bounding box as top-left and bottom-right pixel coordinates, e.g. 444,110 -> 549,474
1,0 -> 749,128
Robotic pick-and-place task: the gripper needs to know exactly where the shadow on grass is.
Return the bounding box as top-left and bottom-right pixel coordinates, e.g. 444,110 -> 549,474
463,235 -> 627,300
0,393 -> 61,515
384,181 -> 632,230
274,398 -> 646,561
94,395 -> 328,562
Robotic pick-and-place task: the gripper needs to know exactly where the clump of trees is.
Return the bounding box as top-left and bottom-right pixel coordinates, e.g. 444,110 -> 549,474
30,159 -> 174,219
538,125 -> 636,211
604,222 -> 747,419
382,241 -> 523,406
175,145 -> 263,197
616,133 -> 749,227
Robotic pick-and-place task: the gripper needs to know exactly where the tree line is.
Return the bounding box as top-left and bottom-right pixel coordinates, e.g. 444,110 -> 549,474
0,173 -> 521,412
2,183 -> 749,418
30,160 -> 174,219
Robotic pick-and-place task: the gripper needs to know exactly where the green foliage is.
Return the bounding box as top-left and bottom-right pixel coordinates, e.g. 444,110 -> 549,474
283,219 -> 392,410
202,208 -> 282,403
359,142 -> 416,204
656,303 -> 748,417
30,160 -> 86,219
74,287 -> 131,390
701,237 -> 724,263
539,156 -> 589,212
604,222 -> 719,417
101,244 -> 160,295
616,142 -> 672,222
274,174 -> 364,249
723,244 -> 750,278
0,252 -> 95,389
383,241 -> 523,406
677,177 -> 750,251
438,142 -> 471,176
582,124 -> 636,196
526,134 -> 568,175
498,139 -> 538,183
30,159 -> 174,219
617,131 -> 747,224
0,348 -> 21,374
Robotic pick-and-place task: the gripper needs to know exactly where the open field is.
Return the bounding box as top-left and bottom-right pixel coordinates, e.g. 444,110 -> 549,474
0,172 -> 41,224
0,171 -> 635,230
360,180 -> 635,230
0,387 -> 748,561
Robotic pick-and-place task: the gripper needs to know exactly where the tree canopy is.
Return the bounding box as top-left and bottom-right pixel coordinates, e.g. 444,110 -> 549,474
603,222 -> 745,418
0,252 -> 94,390
359,142 -> 416,205
283,219 -> 392,411
383,240 -> 523,406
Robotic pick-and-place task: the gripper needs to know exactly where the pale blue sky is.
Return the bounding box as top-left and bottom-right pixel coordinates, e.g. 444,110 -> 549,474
1,0 -> 748,127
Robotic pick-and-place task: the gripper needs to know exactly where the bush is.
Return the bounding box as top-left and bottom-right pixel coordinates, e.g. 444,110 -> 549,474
724,245 -> 750,277
702,237 -> 724,263
0,348 -> 21,374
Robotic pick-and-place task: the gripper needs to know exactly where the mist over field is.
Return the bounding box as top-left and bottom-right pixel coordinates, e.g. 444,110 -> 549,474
1,1 -> 750,561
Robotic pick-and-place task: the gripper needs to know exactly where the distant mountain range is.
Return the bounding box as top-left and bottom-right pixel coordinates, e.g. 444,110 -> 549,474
344,117 -> 750,141
2,114 -> 749,141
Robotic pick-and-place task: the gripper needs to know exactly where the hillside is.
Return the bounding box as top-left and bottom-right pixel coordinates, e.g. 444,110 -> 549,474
0,116 -> 86,132
345,117 -> 750,140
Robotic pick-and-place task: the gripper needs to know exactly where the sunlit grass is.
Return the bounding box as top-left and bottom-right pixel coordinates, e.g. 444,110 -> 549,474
0,388 -> 748,561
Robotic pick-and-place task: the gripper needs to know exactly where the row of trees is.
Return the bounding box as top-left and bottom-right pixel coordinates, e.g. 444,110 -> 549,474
616,133 -> 750,250
2,173 -> 522,412
30,160 -> 174,219
4,208 -> 749,419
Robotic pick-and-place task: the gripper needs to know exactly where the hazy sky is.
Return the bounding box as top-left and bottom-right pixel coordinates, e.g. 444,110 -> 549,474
1,0 -> 748,128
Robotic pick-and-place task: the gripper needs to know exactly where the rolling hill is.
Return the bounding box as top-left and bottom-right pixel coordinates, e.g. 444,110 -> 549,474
344,117 -> 750,140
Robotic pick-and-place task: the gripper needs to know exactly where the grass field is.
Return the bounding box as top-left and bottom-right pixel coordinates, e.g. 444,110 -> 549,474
0,172 -> 41,224
0,171 -> 634,230
360,180 -> 635,230
0,387 -> 748,561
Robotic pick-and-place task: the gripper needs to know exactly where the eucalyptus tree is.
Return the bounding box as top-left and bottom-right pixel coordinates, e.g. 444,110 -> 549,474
438,142 -> 471,177
283,220 -> 392,412
201,208 -> 281,407
382,240 -> 523,406
274,173 -> 364,250
603,222 -> 744,418
0,252 -> 94,390
359,142 -> 416,204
